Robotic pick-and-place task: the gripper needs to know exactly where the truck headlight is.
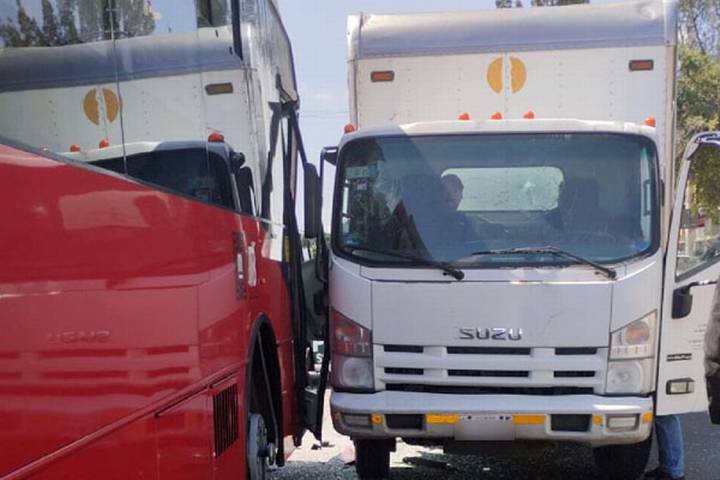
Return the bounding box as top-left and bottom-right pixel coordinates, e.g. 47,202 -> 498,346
330,308 -> 374,391
609,311 -> 656,360
606,360 -> 651,394
606,312 -> 656,394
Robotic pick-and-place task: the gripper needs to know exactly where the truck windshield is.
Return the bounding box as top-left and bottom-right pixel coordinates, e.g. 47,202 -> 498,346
334,133 -> 659,268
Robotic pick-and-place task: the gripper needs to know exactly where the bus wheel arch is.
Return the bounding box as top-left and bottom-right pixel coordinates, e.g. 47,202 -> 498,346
245,315 -> 284,479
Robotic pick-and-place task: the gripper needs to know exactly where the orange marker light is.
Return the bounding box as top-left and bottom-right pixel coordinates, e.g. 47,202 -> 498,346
490,111 -> 503,120
458,112 -> 471,121
70,144 -> 81,152
523,111 -> 535,119
644,116 -> 657,127
370,70 -> 395,82
99,139 -> 110,148
208,132 -> 225,143
629,60 -> 654,72
344,123 -> 356,134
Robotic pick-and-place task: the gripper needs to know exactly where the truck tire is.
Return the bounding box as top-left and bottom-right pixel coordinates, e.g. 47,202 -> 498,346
354,439 -> 391,479
593,436 -> 652,480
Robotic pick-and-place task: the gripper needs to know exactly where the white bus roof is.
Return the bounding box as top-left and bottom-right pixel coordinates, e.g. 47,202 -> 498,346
348,0 -> 678,59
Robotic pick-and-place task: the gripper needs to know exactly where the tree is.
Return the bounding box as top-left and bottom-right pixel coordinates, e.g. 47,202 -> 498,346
679,0 -> 720,57
677,46 -> 720,156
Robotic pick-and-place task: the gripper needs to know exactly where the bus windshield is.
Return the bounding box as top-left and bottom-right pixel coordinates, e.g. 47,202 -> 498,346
334,133 -> 659,268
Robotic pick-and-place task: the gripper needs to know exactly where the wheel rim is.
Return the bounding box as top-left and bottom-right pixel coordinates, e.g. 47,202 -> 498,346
247,413 -> 269,480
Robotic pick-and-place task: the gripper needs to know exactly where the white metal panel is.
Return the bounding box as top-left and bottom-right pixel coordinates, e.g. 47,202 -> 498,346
329,256 -> 373,330
370,278 -> 612,347
609,257 -> 663,333
354,46 -> 667,148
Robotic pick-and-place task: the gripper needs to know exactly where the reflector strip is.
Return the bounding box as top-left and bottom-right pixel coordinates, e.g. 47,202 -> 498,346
426,414 -> 460,424
371,70 -> 395,82
629,60 -> 654,71
512,414 -> 545,425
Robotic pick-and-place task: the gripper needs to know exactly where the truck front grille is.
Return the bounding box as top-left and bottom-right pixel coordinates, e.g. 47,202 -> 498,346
448,369 -> 530,378
447,346 -> 531,355
385,384 -> 594,395
375,345 -> 607,394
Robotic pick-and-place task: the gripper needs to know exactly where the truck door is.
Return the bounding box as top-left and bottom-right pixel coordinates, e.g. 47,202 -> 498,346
657,132 -> 720,415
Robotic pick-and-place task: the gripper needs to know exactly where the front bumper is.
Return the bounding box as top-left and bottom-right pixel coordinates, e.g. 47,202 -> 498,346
331,391 -> 653,447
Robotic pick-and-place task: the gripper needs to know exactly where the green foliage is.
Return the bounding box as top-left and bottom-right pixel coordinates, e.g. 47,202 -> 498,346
690,147 -> 720,222
679,0 -> 720,57
677,46 -> 720,164
678,46 -> 720,221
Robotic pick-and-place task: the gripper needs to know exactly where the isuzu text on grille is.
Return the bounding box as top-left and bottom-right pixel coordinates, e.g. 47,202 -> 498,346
458,327 -> 524,341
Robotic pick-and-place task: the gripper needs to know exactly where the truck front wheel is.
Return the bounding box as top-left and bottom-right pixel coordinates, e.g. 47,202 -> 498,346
593,436 -> 652,480
354,439 -> 392,479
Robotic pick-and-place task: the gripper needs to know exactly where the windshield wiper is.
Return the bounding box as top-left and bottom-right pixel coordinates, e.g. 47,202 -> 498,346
349,246 -> 465,280
470,246 -> 617,280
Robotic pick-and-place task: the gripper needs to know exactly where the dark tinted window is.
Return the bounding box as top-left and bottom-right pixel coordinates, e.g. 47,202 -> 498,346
93,148 -> 235,209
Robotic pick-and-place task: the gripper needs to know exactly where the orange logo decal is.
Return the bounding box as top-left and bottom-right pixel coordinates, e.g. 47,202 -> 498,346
83,88 -> 120,125
487,56 -> 527,94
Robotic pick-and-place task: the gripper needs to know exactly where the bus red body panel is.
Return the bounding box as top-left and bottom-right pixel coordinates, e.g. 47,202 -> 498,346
0,145 -> 295,479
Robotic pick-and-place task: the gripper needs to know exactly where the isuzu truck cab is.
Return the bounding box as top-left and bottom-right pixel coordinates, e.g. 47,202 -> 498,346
322,1 -> 720,479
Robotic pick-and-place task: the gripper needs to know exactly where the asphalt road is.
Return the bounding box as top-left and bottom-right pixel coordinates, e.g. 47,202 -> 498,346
274,412 -> 720,479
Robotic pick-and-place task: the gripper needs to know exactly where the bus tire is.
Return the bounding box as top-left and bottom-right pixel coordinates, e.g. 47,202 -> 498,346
354,439 -> 391,479
246,331 -> 278,480
593,435 -> 652,480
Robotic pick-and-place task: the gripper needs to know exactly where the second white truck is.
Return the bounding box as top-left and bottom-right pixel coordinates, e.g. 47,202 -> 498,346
321,1 -> 720,479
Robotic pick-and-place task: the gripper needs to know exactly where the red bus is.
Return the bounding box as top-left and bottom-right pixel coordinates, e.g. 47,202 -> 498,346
0,1 -> 327,478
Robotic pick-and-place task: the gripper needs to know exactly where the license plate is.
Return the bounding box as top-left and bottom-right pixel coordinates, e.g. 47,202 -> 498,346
453,414 -> 515,441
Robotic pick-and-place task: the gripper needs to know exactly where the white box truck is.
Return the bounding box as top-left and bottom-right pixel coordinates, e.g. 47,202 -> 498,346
319,1 -> 720,478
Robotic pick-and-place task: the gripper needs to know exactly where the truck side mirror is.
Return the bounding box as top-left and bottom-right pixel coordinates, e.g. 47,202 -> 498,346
672,286 -> 694,319
230,151 -> 246,174
304,163 -> 321,239
672,279 -> 718,319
